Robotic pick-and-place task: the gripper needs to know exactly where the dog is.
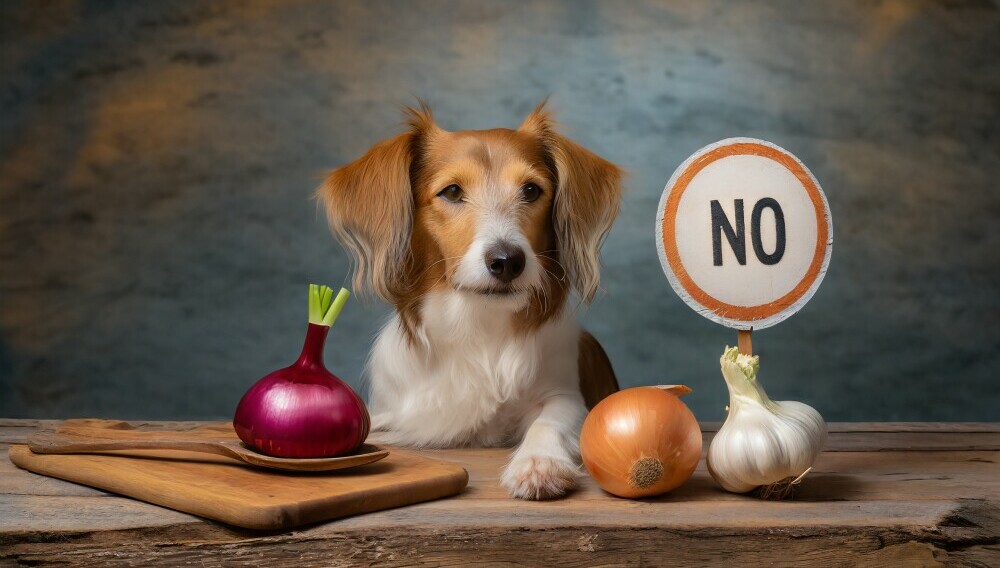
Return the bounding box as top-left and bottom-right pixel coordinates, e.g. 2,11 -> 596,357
317,102 -> 622,499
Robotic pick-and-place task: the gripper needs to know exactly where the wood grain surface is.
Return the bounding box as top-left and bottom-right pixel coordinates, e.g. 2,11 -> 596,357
7,420 -> 467,530
2,420 -> 999,566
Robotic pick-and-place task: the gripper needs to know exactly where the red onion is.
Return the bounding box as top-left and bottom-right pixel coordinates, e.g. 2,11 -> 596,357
234,286 -> 370,458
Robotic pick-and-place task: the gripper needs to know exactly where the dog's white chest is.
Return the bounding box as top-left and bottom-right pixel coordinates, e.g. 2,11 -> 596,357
366,291 -> 579,448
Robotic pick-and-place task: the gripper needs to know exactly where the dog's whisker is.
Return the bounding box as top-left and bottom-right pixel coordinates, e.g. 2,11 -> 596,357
539,264 -> 567,284
535,251 -> 568,276
415,254 -> 466,280
424,260 -> 461,292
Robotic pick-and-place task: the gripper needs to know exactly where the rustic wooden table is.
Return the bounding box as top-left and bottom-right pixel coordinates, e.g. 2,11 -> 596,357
1,420 -> 998,566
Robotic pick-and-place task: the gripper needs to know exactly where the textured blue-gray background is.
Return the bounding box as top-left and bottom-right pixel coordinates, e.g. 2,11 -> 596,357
2,1 -> 998,421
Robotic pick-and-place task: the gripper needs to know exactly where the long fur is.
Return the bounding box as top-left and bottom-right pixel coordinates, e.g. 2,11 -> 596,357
318,102 -> 623,499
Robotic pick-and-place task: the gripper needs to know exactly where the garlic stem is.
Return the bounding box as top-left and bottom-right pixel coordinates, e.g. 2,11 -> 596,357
720,347 -> 778,412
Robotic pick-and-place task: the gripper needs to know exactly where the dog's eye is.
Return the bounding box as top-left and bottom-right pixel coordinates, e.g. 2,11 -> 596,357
521,183 -> 542,203
437,184 -> 464,203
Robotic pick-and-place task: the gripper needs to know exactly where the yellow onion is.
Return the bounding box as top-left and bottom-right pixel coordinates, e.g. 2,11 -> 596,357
580,385 -> 701,498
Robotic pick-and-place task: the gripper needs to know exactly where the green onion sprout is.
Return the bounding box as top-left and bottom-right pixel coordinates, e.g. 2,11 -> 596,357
308,284 -> 351,327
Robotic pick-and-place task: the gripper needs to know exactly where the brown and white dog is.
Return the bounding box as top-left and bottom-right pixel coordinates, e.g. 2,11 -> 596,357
318,102 -> 622,499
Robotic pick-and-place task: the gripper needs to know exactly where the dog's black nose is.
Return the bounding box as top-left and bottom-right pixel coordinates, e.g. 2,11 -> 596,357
485,243 -> 526,284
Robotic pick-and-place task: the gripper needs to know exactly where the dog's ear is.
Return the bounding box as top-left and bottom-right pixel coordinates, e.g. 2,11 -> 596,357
519,103 -> 624,304
318,106 -> 437,302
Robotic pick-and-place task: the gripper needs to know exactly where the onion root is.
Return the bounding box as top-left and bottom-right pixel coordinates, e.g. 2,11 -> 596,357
628,457 -> 665,489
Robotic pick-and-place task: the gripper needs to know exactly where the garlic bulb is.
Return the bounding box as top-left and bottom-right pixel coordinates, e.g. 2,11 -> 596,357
707,346 -> 826,493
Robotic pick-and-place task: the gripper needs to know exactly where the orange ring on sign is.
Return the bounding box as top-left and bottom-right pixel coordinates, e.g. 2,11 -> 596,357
661,142 -> 829,322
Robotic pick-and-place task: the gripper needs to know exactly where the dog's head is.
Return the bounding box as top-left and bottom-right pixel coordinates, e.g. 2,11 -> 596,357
318,102 -> 622,326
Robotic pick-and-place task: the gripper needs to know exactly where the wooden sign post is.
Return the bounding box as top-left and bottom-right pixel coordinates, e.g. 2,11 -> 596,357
656,138 -> 833,353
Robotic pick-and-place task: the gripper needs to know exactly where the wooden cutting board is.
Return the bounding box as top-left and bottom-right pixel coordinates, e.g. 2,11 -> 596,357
9,419 -> 468,530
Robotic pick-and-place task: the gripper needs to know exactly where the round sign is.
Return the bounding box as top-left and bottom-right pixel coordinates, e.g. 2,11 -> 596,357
656,138 -> 832,330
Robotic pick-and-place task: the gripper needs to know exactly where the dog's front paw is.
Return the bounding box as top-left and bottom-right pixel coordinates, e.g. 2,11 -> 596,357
501,454 -> 579,500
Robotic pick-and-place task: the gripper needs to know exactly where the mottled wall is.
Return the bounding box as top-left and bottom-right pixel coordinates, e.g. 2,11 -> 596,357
1,1 -> 998,421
